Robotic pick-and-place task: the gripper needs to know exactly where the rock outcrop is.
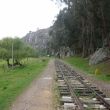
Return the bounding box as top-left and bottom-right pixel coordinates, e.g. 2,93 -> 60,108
22,28 -> 51,51
89,47 -> 110,65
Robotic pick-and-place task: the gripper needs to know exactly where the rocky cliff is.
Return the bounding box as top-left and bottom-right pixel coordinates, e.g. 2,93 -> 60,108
89,47 -> 110,65
22,28 -> 51,52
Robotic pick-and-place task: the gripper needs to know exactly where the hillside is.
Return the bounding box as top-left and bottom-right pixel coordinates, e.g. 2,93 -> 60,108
22,28 -> 52,54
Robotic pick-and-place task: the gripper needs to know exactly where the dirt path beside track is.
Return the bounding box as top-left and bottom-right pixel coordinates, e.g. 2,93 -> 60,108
10,59 -> 55,110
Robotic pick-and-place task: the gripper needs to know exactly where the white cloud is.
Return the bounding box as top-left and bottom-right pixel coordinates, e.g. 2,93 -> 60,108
0,0 -> 61,39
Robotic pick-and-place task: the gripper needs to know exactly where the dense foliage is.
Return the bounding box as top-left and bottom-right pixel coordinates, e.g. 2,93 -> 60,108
0,38 -> 37,67
49,0 -> 110,57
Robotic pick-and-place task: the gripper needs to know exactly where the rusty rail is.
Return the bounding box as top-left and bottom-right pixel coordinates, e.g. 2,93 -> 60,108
55,59 -> 110,110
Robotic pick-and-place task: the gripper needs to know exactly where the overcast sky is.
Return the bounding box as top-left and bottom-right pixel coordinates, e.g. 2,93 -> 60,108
0,0 -> 62,39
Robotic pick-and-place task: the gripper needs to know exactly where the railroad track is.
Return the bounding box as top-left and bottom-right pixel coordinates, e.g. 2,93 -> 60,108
55,59 -> 110,110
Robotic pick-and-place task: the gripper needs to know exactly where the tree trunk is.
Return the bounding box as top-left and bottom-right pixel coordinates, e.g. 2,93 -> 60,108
6,59 -> 11,67
99,3 -> 107,41
89,22 -> 95,55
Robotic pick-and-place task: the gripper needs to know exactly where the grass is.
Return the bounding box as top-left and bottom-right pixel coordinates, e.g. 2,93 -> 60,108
0,58 -> 49,110
53,75 -> 61,110
64,57 -> 110,82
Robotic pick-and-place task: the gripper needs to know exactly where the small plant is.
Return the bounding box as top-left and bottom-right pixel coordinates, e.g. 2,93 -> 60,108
95,68 -> 101,75
3,86 -> 7,90
42,59 -> 46,62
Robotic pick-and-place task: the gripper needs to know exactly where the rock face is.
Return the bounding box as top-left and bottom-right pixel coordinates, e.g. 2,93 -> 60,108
89,47 -> 110,65
22,28 -> 51,51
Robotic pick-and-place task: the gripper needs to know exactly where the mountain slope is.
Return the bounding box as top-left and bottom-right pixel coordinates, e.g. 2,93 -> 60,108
22,28 -> 51,52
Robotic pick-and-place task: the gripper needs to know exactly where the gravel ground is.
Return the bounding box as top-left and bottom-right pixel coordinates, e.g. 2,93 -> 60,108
10,59 -> 56,110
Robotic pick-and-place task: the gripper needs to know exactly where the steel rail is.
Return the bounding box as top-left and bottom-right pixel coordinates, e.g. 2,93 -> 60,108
56,62 -> 85,110
55,59 -> 110,110
74,73 -> 110,110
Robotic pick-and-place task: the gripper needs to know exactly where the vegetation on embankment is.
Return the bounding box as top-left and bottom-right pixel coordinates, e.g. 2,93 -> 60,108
0,58 -> 49,110
64,57 -> 110,82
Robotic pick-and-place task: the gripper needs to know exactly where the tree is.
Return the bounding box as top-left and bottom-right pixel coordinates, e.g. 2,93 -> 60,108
50,0 -> 110,57
0,37 -> 36,67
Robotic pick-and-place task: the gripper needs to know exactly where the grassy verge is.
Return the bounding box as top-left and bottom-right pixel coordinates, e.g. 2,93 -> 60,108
64,57 -> 110,82
0,58 -> 49,110
53,74 -> 60,110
